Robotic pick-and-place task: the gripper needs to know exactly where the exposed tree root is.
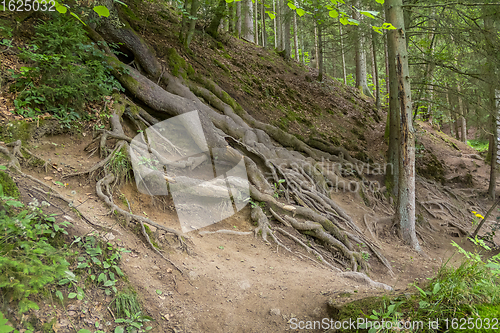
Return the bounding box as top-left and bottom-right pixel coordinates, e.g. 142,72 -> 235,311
78,18 -> 397,274
95,173 -> 187,243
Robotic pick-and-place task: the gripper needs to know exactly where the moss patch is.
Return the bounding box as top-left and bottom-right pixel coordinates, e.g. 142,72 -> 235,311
166,48 -> 194,80
0,171 -> 20,199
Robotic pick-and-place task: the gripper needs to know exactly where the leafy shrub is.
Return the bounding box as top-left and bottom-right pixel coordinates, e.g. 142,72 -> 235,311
0,186 -> 73,313
468,139 -> 489,153
9,14 -> 122,123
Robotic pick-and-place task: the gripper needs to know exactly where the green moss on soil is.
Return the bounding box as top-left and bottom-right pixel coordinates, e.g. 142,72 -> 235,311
166,48 -> 194,80
0,171 -> 20,199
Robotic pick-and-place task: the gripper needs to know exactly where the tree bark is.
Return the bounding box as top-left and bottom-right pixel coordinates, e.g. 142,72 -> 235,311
261,1 -> 267,48
273,0 -> 277,48
317,21 -> 323,81
457,81 -> 467,143
385,0 -> 421,251
255,0 -> 259,45
184,0 -> 199,48
371,30 -> 381,109
339,20 -> 346,85
206,0 -> 227,39
314,21 -> 319,69
293,3 -> 299,61
242,0 -> 254,42
236,1 -> 242,37
283,0 -> 291,59
353,0 -> 373,98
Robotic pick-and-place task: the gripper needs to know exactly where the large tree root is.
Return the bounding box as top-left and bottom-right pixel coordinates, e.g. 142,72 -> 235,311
79,17 -> 396,274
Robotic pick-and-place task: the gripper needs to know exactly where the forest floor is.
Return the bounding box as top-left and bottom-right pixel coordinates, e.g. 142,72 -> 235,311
1,8 -> 499,333
1,106 -> 498,333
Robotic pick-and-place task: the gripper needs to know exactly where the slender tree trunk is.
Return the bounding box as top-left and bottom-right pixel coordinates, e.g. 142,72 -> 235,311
207,0 -> 227,39
314,21 -> 319,69
339,20 -> 346,84
184,0 -> 199,48
353,0 -> 372,97
384,31 -> 389,101
318,21 -> 323,81
385,0 -> 421,251
237,1 -> 242,37
275,0 -> 281,49
293,4 -> 299,61
371,30 -> 381,109
484,7 -> 497,199
283,0 -> 291,58
229,2 -> 235,34
179,0 -> 190,43
261,1 -> 267,48
457,81 -> 467,143
254,0 -> 259,45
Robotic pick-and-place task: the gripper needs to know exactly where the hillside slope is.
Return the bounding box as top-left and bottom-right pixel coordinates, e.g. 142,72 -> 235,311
0,5 -> 498,332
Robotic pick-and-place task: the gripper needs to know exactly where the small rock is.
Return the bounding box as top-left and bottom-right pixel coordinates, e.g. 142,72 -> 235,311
67,311 -> 76,316
270,308 -> 281,316
152,265 -> 160,270
188,271 -> 198,280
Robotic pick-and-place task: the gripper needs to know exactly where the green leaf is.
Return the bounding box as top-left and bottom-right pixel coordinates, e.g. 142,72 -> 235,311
375,0 -> 384,3
296,8 -> 305,17
382,22 -> 396,30
70,12 -> 87,26
104,280 -> 115,286
54,1 -> 67,13
287,3 -> 296,10
93,6 -> 110,17
348,18 -> 359,25
56,290 -> 64,301
339,17 -> 349,25
68,293 -> 77,299
114,327 -> 124,333
360,10 -> 378,19
156,289 -> 162,295
372,26 -> 383,34
328,10 -> 338,18
432,282 -> 441,295
265,11 -> 275,19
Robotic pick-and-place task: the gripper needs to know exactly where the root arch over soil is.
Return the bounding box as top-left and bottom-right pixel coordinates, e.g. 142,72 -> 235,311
69,10 -> 397,275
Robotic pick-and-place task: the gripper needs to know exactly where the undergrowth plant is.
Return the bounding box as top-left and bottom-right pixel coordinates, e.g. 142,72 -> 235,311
349,236 -> 500,333
0,186 -> 73,313
9,14 -> 122,125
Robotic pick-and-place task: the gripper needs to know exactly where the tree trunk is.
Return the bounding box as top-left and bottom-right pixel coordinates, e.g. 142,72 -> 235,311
273,0 -> 277,48
184,0 -> 199,48
229,2 -> 235,34
371,30 -> 381,109
488,88 -> 498,199
261,1 -> 267,48
293,4 -> 299,61
314,21 -> 319,69
254,0 -> 259,45
339,20 -> 346,85
457,81 -> 467,143
236,1 -> 242,37
353,0 -> 372,97
317,21 -> 323,81
206,0 -> 227,39
385,0 -> 421,251
275,0 -> 281,49
384,31 -> 389,101
283,0 -> 291,59
242,0 -> 254,42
